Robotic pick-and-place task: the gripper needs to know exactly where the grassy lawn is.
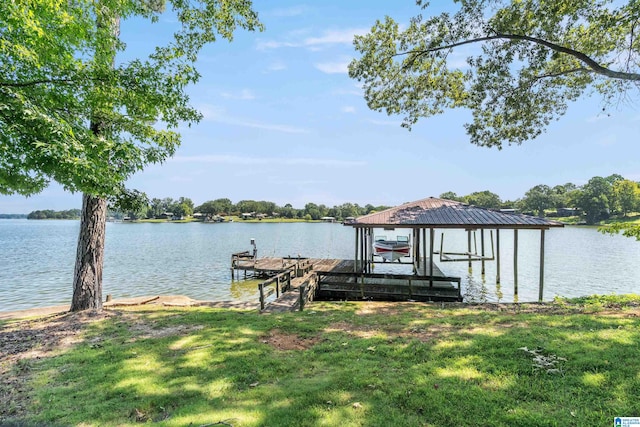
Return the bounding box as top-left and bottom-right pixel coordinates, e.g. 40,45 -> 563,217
2,297 -> 640,426
599,213 -> 640,225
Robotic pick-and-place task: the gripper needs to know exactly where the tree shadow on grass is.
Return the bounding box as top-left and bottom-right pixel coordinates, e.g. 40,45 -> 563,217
3,302 -> 640,426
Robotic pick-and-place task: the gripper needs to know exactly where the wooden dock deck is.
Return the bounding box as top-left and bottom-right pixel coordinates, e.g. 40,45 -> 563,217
232,255 -> 462,312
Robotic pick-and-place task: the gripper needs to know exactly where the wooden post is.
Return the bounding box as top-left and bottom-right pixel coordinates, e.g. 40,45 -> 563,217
360,228 -> 364,272
429,228 -> 434,287
422,228 -> 427,276
496,229 -> 501,284
366,229 -> 371,273
467,229 -> 472,272
299,284 -> 305,311
354,228 -> 359,273
480,229 -> 486,276
539,229 -> 546,302
259,283 -> 265,310
513,229 -> 519,298
276,275 -> 280,297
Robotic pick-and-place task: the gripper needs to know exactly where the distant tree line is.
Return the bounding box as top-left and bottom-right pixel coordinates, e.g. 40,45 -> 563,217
26,173 -> 639,226
113,197 -> 390,222
0,214 -> 27,219
441,174 -> 640,225
27,209 -> 82,220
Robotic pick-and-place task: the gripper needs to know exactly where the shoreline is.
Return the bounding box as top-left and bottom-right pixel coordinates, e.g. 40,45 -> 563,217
0,295 -> 259,321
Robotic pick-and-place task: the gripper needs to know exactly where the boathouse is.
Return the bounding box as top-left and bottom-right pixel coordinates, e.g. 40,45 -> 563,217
232,197 -> 565,311
347,197 -> 564,302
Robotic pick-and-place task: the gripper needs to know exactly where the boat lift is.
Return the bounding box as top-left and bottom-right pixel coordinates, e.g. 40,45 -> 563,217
434,230 -> 495,263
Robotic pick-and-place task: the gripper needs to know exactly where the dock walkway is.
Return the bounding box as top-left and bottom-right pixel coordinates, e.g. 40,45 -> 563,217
234,256 -> 463,312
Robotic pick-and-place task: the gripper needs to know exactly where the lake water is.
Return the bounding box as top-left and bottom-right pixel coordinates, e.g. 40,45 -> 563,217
1,219 -> 639,312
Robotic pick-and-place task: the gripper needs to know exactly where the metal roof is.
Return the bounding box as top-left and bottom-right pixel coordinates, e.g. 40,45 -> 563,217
350,197 -> 564,229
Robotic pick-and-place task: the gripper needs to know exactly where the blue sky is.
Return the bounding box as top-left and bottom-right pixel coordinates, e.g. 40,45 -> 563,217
2,0 -> 640,213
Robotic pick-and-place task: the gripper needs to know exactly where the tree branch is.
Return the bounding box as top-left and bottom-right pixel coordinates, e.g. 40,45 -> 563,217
400,33 -> 640,81
0,77 -> 97,88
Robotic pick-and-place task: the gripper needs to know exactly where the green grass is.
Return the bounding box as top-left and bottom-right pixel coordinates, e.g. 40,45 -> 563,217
554,215 -> 583,225
6,297 -> 640,426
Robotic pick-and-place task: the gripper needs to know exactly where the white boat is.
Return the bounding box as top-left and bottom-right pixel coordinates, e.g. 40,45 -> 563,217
373,235 -> 411,262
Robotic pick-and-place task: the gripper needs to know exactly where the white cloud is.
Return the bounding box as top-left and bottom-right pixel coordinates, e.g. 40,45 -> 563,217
315,60 -> 350,74
257,28 -> 368,51
268,6 -> 308,17
332,87 -> 362,96
596,134 -> 616,146
256,40 -> 299,50
586,114 -> 609,123
170,155 -> 366,168
267,61 -> 287,72
220,89 -> 256,100
197,104 -> 308,134
304,29 -> 367,47
367,118 -> 403,126
341,106 -> 356,113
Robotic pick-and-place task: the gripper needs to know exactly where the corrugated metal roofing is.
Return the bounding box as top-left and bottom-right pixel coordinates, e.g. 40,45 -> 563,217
351,197 -> 564,229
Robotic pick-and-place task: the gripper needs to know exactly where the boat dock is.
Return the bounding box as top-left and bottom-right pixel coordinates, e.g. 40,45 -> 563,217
231,252 -> 462,312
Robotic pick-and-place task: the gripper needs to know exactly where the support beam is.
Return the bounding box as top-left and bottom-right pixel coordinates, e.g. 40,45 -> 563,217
539,229 -> 546,302
359,228 -> 365,272
368,229 -> 373,273
354,228 -> 358,273
467,229 -> 472,272
429,228 -> 434,287
513,229 -> 519,298
481,229 -> 486,276
496,229 -> 501,284
422,228 -> 427,276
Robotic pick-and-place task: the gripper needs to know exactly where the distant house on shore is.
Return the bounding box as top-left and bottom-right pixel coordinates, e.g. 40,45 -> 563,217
557,207 -> 580,216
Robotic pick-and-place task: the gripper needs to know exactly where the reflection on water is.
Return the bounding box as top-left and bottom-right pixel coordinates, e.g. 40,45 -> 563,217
2,220 -> 640,311
495,281 -> 504,302
229,279 -> 262,300
462,275 -> 491,303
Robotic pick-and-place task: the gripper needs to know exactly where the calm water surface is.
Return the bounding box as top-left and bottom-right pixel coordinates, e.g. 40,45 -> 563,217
1,220 -> 639,311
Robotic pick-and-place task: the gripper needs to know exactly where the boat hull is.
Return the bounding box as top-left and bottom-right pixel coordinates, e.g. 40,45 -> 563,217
374,241 -> 410,262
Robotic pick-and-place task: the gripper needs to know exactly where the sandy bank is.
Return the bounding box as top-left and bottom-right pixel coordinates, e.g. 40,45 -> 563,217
0,295 -> 259,321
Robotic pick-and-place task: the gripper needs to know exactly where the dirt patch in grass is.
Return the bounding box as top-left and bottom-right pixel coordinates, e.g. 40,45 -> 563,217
128,322 -> 204,341
355,301 -> 408,316
326,320 -> 454,342
261,329 -> 321,351
0,310 -> 118,421
325,321 -> 384,339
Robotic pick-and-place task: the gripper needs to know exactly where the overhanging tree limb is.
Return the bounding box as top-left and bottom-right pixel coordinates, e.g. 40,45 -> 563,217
402,33 -> 640,81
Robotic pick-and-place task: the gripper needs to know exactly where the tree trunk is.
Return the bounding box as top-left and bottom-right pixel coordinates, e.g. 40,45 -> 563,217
70,193 -> 107,311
